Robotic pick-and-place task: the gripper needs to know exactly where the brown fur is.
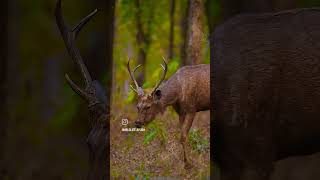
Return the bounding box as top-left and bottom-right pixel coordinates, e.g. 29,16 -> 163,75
134,64 -> 210,167
212,8 -> 320,180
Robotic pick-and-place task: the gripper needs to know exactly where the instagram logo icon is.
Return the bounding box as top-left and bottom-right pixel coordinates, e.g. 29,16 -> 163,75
121,118 -> 128,126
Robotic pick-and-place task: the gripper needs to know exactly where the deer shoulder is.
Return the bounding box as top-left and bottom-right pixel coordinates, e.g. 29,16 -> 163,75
162,64 -> 210,113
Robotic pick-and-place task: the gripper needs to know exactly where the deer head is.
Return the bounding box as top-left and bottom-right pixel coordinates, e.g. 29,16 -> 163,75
55,0 -> 108,179
127,58 -> 168,128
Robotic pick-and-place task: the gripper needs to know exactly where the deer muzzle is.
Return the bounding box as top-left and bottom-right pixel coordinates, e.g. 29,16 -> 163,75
135,120 -> 143,128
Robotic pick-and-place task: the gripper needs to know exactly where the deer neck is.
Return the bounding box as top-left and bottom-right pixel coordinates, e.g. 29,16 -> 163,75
157,75 -> 180,111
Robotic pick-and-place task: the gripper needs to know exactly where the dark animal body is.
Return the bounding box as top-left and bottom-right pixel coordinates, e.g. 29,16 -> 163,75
55,0 -> 109,179
211,8 -> 320,180
128,59 -> 209,167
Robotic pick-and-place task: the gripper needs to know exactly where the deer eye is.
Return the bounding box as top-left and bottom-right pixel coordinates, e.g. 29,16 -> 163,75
146,106 -> 151,109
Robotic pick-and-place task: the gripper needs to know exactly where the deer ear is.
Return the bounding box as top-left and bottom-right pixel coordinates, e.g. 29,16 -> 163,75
153,90 -> 162,100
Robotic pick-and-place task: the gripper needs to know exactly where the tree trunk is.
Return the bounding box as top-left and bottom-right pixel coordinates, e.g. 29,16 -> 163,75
186,0 -> 205,65
134,0 -> 146,85
134,0 -> 154,85
180,0 -> 190,66
168,0 -> 175,60
0,0 -> 8,177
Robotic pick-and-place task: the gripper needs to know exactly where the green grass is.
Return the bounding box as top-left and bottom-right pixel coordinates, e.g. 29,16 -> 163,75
188,129 -> 209,153
143,121 -> 167,145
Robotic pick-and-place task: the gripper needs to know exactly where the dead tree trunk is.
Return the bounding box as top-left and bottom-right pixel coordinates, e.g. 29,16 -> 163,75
0,0 -> 8,177
168,0 -> 175,60
186,0 -> 205,65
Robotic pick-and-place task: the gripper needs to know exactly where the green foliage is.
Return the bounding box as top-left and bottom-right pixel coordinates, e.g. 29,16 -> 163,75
143,129 -> 158,145
143,121 -> 167,145
168,58 -> 180,73
188,129 -> 209,153
114,0 -> 200,104
125,89 -> 136,104
142,81 -> 152,89
206,0 -> 222,25
151,58 -> 180,82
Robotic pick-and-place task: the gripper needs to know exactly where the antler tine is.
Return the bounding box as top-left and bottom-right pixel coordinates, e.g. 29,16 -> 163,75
127,58 -> 142,92
152,57 -> 168,94
72,9 -> 98,39
65,74 -> 88,99
130,85 -> 139,94
55,0 -> 94,86
133,64 -> 142,73
160,64 -> 165,70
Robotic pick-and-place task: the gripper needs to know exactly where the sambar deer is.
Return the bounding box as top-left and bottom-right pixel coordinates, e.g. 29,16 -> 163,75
55,0 -> 109,179
212,8 -> 320,180
127,58 -> 210,168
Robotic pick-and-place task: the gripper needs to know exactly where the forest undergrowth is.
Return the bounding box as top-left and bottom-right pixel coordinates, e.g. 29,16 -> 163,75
110,98 -> 210,179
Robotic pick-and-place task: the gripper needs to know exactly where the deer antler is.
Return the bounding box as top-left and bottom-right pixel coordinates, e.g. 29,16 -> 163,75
152,57 -> 168,94
55,0 -> 97,100
127,58 -> 144,96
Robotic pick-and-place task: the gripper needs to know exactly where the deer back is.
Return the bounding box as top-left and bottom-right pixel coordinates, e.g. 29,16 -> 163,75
211,8 -> 320,164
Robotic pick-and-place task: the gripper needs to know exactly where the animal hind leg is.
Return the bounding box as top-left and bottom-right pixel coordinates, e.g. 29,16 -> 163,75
179,113 -> 186,128
180,112 -> 195,169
